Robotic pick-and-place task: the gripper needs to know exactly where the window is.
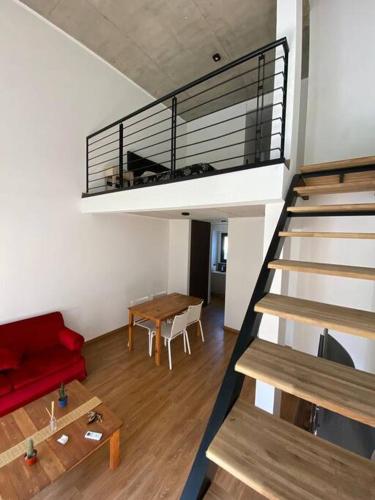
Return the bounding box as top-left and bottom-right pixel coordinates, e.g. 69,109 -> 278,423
220,233 -> 228,262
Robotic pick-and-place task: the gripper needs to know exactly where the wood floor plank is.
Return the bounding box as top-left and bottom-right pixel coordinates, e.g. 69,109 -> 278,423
268,259 -> 375,280
300,155 -> 375,174
254,293 -> 375,340
287,203 -> 375,213
236,339 -> 375,426
206,400 -> 375,500
294,180 -> 375,196
279,231 -> 375,239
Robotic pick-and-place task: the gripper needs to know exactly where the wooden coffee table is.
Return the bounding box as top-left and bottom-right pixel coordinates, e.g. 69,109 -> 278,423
0,380 -> 122,499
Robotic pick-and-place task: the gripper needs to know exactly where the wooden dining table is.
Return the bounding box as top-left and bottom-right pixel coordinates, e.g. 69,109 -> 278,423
128,292 -> 202,366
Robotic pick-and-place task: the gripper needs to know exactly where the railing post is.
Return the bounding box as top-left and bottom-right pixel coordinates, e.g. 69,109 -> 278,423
86,136 -> 89,194
170,96 -> 177,178
119,123 -> 124,189
280,42 -> 289,161
255,54 -> 265,163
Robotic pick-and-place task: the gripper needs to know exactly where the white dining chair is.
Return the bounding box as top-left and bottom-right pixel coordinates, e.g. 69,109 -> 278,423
187,301 -> 204,342
129,296 -> 154,356
150,310 -> 190,370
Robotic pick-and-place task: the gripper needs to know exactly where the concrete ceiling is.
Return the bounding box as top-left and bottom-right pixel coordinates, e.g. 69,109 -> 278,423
130,204 -> 265,221
21,0 -> 277,101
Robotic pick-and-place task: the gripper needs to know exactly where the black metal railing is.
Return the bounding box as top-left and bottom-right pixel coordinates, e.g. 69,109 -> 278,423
83,38 -> 289,196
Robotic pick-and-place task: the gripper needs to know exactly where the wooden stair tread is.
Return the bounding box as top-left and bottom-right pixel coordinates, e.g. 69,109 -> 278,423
236,339 -> 375,426
294,180 -> 375,196
268,259 -> 375,280
254,293 -> 375,340
304,171 -> 375,187
300,155 -> 375,174
279,231 -> 375,239
287,203 -> 375,213
206,400 -> 375,500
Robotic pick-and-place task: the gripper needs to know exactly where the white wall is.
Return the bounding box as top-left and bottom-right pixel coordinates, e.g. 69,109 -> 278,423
167,220 -> 191,295
224,217 -> 264,331
0,0 -> 169,339
286,0 -> 375,373
305,0 -> 375,162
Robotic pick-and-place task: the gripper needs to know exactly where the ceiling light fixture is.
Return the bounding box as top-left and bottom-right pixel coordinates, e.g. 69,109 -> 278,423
212,53 -> 221,62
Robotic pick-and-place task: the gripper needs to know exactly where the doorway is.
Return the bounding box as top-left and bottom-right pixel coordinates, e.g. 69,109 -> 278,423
209,220 -> 228,311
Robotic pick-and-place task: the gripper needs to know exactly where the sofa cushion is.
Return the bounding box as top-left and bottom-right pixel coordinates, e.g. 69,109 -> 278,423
0,374 -> 12,396
9,345 -> 82,390
0,348 -> 22,371
0,312 -> 65,354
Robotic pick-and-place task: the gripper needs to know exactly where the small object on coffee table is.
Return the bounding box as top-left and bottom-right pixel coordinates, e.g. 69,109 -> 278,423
87,410 -> 103,424
58,382 -> 68,408
57,434 -> 69,445
24,438 -> 37,466
84,431 -> 103,441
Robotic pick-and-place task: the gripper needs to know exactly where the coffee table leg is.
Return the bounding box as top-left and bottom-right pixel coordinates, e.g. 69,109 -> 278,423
155,319 -> 161,366
128,311 -> 134,351
109,429 -> 121,470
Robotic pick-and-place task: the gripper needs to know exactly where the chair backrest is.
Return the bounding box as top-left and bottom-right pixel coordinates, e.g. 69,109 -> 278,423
169,310 -> 189,339
187,302 -> 203,325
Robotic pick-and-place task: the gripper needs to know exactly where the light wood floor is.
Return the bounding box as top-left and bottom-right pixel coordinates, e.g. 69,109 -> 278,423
35,297 -> 246,500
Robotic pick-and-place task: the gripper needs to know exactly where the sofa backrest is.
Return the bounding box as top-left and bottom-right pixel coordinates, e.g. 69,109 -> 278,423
0,312 -> 65,355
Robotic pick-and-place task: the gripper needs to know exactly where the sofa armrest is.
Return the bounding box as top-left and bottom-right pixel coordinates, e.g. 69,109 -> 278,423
58,328 -> 84,351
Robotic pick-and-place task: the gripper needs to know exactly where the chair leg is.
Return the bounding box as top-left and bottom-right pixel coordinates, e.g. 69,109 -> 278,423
183,332 -> 186,353
199,320 -> 205,342
164,337 -> 167,347
149,332 -> 153,357
185,331 -> 191,355
167,339 -> 172,370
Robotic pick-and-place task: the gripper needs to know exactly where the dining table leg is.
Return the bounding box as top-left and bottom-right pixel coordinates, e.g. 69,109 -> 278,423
155,319 -> 161,366
128,311 -> 134,351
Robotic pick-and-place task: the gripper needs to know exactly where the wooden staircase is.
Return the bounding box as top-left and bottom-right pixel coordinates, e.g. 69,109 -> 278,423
194,156 -> 375,499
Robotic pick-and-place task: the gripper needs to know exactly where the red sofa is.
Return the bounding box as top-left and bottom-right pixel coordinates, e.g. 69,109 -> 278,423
0,312 -> 86,416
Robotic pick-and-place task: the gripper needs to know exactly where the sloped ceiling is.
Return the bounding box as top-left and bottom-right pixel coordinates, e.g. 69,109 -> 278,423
21,0 -> 277,99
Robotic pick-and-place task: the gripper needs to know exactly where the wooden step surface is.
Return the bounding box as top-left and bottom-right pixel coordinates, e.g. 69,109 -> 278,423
206,400 -> 375,500
236,339 -> 375,426
279,231 -> 375,239
294,180 -> 375,196
304,170 -> 375,187
268,259 -> 375,280
300,155 -> 375,174
254,293 -> 375,340
288,203 -> 375,214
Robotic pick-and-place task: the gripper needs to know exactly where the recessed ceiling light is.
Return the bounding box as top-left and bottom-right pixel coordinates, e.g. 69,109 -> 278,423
212,53 -> 221,62
181,212 -> 190,216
